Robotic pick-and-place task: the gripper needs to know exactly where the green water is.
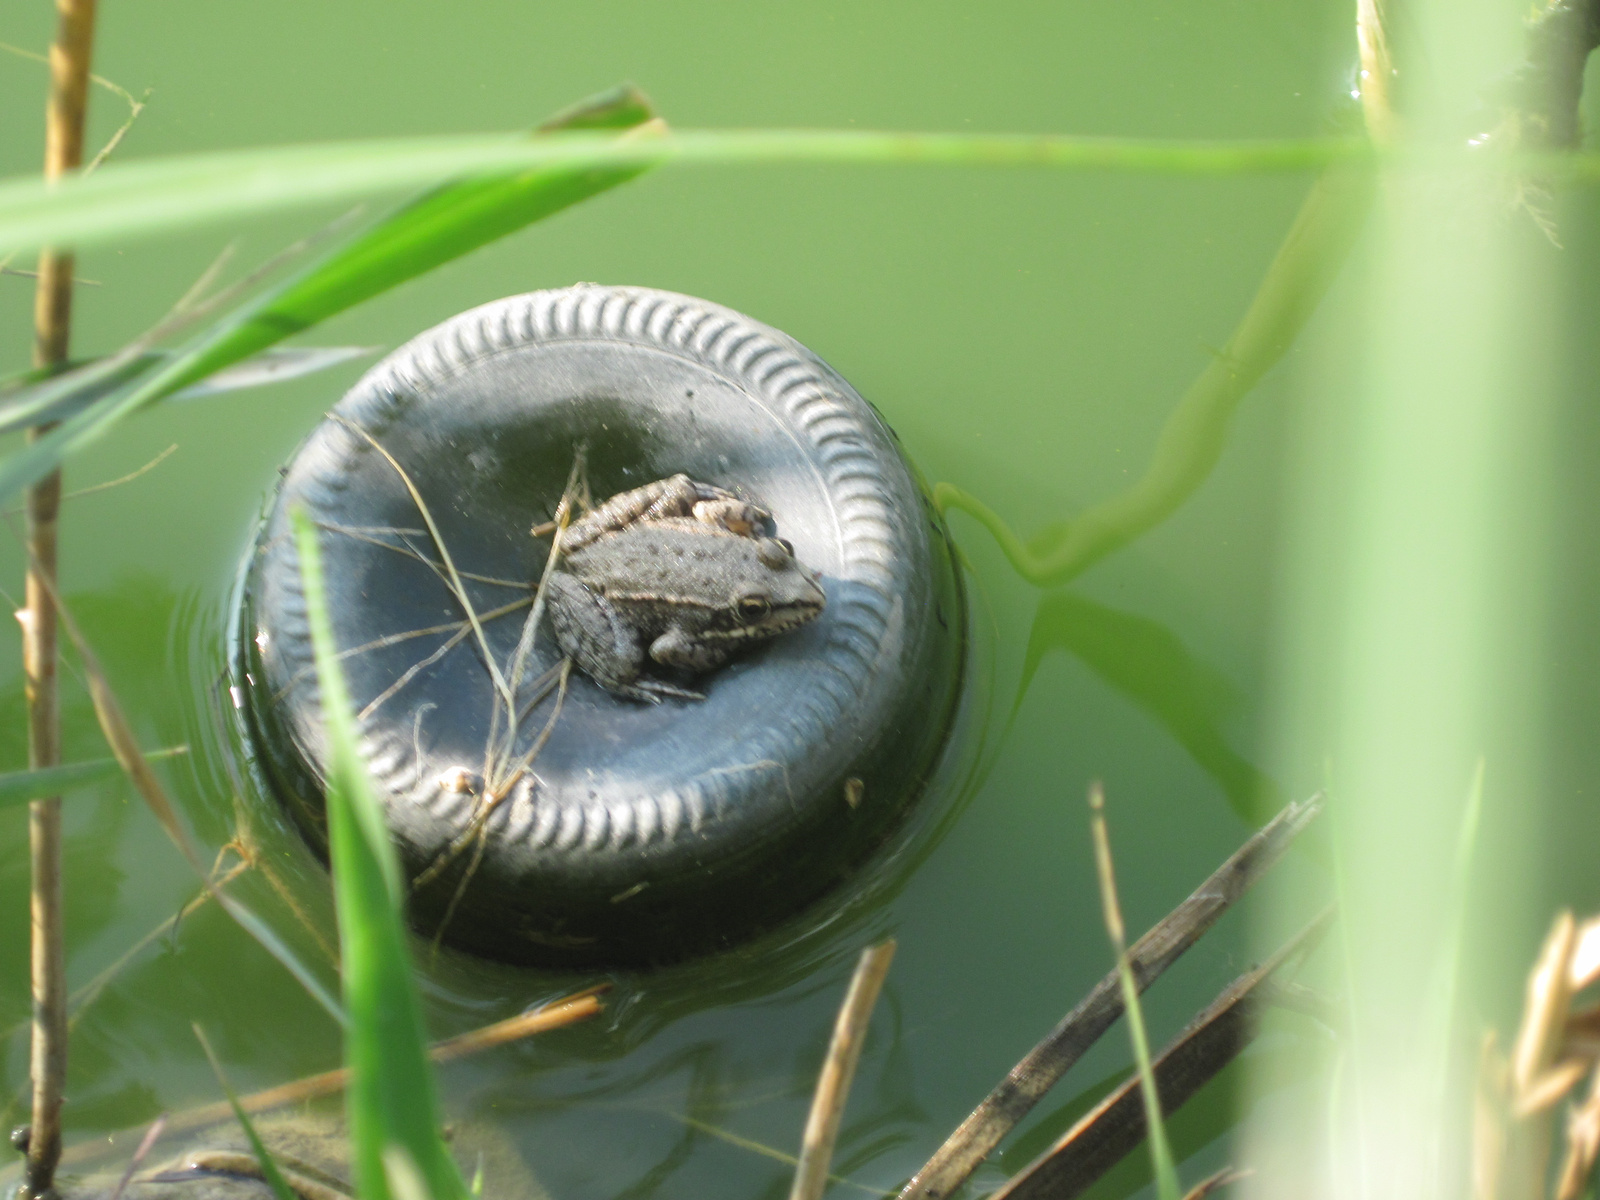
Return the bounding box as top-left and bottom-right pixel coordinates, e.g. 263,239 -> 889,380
2,1 -> 1596,1196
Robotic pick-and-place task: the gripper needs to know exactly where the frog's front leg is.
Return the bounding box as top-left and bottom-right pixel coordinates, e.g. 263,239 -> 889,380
547,575 -> 704,703
650,627 -> 735,675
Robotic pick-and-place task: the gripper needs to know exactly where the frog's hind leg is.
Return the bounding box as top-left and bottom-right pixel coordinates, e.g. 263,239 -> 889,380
559,475 -> 773,550
561,475 -> 703,551
546,574 -> 650,699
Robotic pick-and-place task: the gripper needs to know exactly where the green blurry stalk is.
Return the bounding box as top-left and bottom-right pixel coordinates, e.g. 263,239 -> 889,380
1089,782 -> 1182,1200
293,506 -> 467,1200
0,84 -> 661,510
22,0 -> 97,1194
937,163 -> 1374,590
0,131 -> 1376,258
193,1024 -> 298,1200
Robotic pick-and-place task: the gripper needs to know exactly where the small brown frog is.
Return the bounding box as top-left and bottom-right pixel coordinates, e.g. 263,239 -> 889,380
546,475 -> 826,702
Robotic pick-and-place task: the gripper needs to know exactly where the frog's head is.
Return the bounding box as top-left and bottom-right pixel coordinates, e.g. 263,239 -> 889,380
722,536 -> 826,640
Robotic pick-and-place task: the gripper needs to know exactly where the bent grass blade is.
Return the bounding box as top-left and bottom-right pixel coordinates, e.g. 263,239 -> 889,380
292,507 -> 468,1200
0,746 -> 186,808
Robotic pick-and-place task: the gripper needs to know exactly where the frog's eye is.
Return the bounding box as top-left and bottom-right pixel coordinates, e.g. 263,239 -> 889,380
735,593 -> 772,622
756,538 -> 791,568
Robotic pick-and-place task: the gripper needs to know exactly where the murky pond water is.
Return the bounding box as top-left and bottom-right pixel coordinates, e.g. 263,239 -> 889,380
4,1 -> 1599,1197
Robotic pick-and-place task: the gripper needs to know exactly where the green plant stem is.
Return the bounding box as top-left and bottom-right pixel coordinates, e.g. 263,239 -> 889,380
1089,782 -> 1182,1200
938,163 -> 1375,588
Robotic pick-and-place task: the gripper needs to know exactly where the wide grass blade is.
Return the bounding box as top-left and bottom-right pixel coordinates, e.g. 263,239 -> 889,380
0,85 -> 661,510
0,746 -> 186,808
292,505 -> 466,1200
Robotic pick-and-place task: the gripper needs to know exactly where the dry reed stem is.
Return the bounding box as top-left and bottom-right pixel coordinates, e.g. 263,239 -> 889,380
1512,914 -> 1583,1200
1568,916 -> 1600,992
1354,0 -> 1400,144
898,795 -> 1322,1200
24,2 -> 98,1194
1475,1032 -> 1510,1200
789,941 -> 897,1200
1554,1066 -> 1600,1200
120,989 -> 606,1145
993,908 -> 1332,1200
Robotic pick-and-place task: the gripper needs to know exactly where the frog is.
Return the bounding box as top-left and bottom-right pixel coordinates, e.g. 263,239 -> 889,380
544,475 -> 827,703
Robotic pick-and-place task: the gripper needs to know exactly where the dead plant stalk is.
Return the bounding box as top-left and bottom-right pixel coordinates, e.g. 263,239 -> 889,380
24,1 -> 98,1195
790,941 -> 897,1200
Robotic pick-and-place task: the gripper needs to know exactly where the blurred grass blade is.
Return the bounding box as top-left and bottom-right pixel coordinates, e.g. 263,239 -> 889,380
292,505 -> 467,1200
193,1024 -> 299,1200
168,345 -> 377,399
0,347 -> 151,436
0,132 -> 1377,259
0,346 -> 374,433
0,84 -> 661,509
0,746 -> 186,808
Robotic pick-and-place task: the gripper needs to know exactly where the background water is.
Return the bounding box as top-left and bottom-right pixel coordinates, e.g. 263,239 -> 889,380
0,2 -> 1595,1197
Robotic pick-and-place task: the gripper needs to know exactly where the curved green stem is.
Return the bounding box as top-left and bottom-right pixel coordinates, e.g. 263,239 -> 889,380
939,164 -> 1376,588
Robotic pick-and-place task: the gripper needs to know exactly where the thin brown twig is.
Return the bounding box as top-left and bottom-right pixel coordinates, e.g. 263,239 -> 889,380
24,2 -> 99,1194
107,1114 -> 167,1200
2,444 -> 177,516
790,941 -> 898,1200
319,522 -> 527,587
1,266 -> 100,287
332,417 -> 515,719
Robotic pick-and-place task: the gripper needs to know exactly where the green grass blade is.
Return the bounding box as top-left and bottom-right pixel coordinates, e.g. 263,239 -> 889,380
0,746 -> 187,808
292,505 -> 466,1200
0,85 -> 660,510
0,346 -> 371,432
0,348 -> 154,436
1089,784 -> 1182,1200
193,1024 -> 299,1200
0,131 -> 1376,258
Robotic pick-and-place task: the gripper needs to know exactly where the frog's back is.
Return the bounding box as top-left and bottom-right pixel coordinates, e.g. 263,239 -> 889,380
566,521 -> 755,605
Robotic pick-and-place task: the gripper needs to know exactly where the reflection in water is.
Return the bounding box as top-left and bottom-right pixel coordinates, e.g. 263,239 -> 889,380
1017,590 -> 1280,823
2,560 -> 1000,1195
